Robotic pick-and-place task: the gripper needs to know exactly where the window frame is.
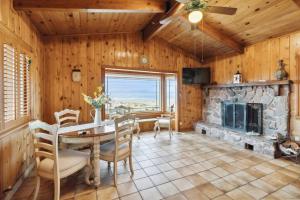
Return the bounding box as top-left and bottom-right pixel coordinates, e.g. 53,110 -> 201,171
104,68 -> 177,117
165,74 -> 177,112
0,40 -> 32,134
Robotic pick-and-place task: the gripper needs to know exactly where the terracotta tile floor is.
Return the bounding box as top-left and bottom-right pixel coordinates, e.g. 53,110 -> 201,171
12,132 -> 300,200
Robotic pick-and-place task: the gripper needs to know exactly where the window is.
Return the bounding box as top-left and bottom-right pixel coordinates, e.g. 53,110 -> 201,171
105,73 -> 161,112
3,44 -> 17,123
105,70 -> 177,115
166,75 -> 177,112
19,53 -> 30,117
1,44 -> 31,130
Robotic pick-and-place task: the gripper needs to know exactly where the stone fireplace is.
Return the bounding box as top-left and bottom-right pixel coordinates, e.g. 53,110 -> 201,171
195,81 -> 291,156
221,101 -> 263,134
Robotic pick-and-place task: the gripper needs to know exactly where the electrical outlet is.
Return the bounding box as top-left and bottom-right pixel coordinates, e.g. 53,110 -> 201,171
295,136 -> 300,142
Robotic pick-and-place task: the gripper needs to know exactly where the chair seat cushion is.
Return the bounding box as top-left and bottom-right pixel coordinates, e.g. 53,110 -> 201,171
158,119 -> 170,125
38,149 -> 90,178
100,141 -> 130,157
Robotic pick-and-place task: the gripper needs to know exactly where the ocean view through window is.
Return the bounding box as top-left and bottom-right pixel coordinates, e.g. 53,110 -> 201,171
105,71 -> 177,114
105,73 -> 161,113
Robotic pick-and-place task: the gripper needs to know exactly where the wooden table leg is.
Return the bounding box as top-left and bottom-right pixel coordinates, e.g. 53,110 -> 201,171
92,137 -> 101,187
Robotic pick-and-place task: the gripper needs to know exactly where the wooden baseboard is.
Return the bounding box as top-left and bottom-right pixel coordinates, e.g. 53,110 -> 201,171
3,163 -> 35,200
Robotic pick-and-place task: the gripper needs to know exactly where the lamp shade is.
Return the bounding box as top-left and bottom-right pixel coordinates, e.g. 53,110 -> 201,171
188,10 -> 203,24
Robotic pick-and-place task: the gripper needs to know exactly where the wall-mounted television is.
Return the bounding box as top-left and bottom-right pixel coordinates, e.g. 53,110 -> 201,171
182,67 -> 211,85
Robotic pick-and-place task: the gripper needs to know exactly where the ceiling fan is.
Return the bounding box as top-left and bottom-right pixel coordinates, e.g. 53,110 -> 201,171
160,0 -> 237,25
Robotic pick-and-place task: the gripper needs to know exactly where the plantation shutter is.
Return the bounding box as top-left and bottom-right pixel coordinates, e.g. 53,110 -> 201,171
19,53 -> 30,117
3,44 -> 17,123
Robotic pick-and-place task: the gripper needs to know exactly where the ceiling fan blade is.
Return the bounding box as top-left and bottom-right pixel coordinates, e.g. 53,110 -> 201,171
293,0 -> 300,7
206,6 -> 237,15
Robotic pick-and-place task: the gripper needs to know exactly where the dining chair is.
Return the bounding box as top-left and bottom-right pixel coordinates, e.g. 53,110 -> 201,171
154,113 -> 175,139
54,109 -> 80,128
110,106 -> 141,139
99,115 -> 135,186
29,120 -> 91,200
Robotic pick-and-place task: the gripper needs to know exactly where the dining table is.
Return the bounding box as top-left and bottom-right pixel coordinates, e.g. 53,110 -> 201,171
57,121 -> 115,187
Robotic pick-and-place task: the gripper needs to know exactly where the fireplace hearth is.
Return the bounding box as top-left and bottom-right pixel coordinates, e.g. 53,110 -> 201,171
196,82 -> 290,156
221,101 -> 263,134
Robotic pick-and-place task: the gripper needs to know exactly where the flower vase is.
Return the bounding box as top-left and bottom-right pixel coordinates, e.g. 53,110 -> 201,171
94,108 -> 102,125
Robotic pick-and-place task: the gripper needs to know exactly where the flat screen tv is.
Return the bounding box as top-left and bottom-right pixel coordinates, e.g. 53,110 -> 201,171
182,67 -> 211,85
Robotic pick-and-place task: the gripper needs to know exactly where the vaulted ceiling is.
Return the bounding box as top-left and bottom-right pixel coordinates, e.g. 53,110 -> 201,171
14,0 -> 300,59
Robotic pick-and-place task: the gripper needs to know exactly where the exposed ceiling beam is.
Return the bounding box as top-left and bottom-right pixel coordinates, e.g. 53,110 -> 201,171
293,0 -> 300,7
13,0 -> 166,13
198,21 -> 244,53
143,2 -> 184,41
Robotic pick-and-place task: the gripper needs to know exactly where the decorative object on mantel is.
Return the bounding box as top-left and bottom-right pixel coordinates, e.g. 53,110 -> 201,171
82,86 -> 111,125
72,69 -> 81,82
275,59 -> 288,80
233,65 -> 242,84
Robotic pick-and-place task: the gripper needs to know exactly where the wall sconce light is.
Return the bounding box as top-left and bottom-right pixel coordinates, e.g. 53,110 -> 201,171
72,69 -> 81,82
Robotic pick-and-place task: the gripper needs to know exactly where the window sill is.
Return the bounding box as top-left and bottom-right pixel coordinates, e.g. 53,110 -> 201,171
105,111 -> 174,120
0,118 -> 30,139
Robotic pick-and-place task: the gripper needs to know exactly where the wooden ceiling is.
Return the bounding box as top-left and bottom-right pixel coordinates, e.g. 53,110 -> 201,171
203,0 -> 300,45
23,11 -> 155,35
14,0 -> 300,59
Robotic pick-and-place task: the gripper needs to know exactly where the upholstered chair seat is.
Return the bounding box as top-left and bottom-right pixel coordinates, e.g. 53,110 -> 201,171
38,149 -> 90,179
157,119 -> 170,125
29,120 -> 92,200
100,141 -> 130,160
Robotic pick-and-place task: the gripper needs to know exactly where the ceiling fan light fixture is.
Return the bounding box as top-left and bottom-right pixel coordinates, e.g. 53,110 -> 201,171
188,10 -> 203,24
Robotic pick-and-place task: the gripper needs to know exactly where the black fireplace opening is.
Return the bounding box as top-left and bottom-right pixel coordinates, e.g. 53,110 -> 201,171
221,101 -> 263,134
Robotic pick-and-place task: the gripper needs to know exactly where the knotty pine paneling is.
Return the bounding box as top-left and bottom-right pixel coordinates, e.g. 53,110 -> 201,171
207,30 -> 300,136
0,0 -> 44,197
43,33 -> 202,131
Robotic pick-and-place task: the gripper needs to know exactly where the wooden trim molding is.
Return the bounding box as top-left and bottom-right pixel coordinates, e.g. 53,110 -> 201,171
13,0 -> 166,13
0,22 -> 33,53
296,52 -> 300,117
103,65 -> 177,74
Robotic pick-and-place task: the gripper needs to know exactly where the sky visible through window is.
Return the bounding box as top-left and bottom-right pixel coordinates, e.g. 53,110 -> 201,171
105,73 -> 176,113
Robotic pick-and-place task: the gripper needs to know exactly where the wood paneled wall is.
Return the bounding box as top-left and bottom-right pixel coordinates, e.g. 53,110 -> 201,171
207,30 -> 300,136
43,33 -> 202,130
0,0 -> 44,198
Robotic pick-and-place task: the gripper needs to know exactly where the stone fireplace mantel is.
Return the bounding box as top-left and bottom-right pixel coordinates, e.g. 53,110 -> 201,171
203,80 -> 291,89
203,80 -> 292,96
195,80 -> 292,157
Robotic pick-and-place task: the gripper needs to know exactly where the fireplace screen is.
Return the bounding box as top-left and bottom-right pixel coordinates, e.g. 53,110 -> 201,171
221,101 -> 263,134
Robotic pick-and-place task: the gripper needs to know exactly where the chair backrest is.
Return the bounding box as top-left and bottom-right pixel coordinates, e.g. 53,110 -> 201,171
115,106 -> 131,115
109,106 -> 131,120
54,109 -> 80,127
29,120 -> 59,178
114,115 -> 135,154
